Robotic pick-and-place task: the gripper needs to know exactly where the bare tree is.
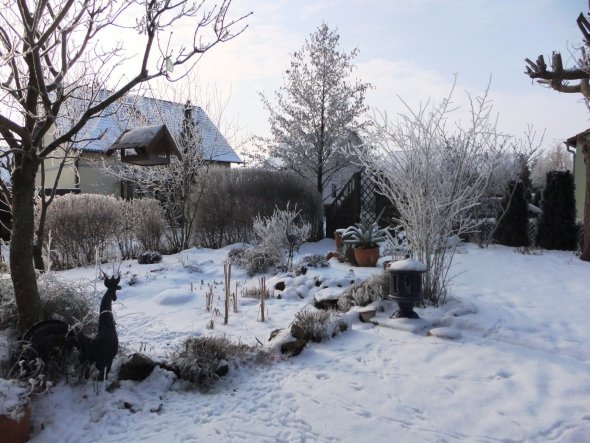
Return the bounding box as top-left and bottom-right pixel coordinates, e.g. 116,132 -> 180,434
0,0 -> 250,331
524,3 -> 590,260
356,84 -> 509,305
259,23 -> 371,201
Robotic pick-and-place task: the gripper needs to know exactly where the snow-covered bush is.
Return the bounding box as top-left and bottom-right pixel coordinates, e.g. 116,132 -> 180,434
228,247 -> 279,276
337,273 -> 388,312
44,194 -> 120,269
252,206 -> 311,272
195,168 -> 323,248
297,254 -> 329,269
355,84 -> 516,305
169,336 -> 255,391
137,250 -> 163,265
291,307 -> 347,343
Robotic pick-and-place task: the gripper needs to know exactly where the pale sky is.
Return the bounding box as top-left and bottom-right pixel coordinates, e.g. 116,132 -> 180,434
182,0 -> 590,152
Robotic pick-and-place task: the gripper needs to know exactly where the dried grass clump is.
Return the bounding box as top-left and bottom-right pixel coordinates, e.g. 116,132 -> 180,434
0,275 -> 99,333
169,336 -> 255,391
38,274 -> 100,335
291,307 -> 347,343
241,285 -> 272,299
337,273 -> 388,312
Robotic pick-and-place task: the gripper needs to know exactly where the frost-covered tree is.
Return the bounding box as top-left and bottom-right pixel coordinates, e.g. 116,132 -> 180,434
531,143 -> 573,189
259,23 -> 371,199
0,0 -> 250,331
355,84 -> 509,305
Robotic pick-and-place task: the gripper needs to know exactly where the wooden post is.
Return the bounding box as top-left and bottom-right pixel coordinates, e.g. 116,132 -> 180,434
259,277 -> 266,322
224,263 -> 231,325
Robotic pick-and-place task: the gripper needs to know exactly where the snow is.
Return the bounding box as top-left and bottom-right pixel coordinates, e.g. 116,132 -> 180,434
387,257 -> 427,272
116,125 -> 162,146
2,240 -> 590,442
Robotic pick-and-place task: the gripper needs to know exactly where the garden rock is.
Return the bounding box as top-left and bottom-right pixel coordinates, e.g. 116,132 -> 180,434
118,353 -> 158,381
280,339 -> 306,357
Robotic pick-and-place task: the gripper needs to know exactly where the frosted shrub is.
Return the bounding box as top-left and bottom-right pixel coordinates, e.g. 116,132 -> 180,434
115,200 -> 137,260
131,198 -> 166,252
45,194 -> 120,269
291,307 -> 348,343
355,84 -> 519,305
229,247 -> 279,277
252,206 -> 311,271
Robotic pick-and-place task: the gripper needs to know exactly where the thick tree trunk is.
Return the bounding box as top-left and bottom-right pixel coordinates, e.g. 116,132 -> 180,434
10,153 -> 42,332
581,144 -> 590,261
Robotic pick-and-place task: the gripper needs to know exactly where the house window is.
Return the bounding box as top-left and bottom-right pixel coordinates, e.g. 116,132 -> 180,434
393,275 -> 398,294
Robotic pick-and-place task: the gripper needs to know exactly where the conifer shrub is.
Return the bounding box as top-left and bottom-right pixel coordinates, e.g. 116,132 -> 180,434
494,180 -> 529,247
195,168 -> 323,248
536,170 -> 578,250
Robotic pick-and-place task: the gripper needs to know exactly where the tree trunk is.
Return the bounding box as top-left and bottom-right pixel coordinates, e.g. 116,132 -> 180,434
10,153 -> 42,332
581,144 -> 590,261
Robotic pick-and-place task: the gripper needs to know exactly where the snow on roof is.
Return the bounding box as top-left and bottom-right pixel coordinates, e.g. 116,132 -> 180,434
387,257 -> 427,272
60,92 -> 241,164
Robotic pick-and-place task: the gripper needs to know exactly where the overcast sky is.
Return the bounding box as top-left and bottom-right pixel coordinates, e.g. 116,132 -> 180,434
174,0 -> 590,150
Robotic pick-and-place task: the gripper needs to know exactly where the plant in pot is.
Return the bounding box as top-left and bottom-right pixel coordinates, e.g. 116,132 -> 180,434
342,221 -> 388,267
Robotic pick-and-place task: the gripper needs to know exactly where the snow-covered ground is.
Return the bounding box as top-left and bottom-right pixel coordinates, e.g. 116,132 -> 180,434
6,240 -> 590,442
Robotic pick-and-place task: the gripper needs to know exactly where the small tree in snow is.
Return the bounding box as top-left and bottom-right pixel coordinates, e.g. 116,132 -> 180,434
259,23 -> 371,199
356,84 -> 509,305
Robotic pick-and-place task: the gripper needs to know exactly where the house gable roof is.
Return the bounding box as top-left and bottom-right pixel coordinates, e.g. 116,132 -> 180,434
64,92 -> 241,164
565,128 -> 590,147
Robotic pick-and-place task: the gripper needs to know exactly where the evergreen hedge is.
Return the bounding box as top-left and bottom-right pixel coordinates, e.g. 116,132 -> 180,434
536,170 -> 578,250
494,179 -> 529,247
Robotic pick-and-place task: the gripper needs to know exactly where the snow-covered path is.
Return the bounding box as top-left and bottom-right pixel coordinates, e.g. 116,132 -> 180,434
26,243 -> 590,442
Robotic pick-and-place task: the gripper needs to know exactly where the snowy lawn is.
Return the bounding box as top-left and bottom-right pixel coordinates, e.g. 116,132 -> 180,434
6,240 -> 590,442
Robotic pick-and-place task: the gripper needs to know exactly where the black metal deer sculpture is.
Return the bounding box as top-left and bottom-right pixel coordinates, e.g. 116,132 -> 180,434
22,275 -> 121,379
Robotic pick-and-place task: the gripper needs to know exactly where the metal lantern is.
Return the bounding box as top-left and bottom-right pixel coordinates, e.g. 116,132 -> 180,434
387,258 -> 427,319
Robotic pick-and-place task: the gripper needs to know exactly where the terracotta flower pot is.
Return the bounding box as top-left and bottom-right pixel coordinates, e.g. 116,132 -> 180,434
353,246 -> 380,267
0,404 -> 31,443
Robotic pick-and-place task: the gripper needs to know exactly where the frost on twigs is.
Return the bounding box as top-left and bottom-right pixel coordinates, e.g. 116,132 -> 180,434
355,80 -> 534,305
